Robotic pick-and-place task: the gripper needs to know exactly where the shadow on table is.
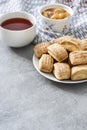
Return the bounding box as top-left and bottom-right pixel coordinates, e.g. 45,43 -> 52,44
50,80 -> 87,95
10,43 -> 34,61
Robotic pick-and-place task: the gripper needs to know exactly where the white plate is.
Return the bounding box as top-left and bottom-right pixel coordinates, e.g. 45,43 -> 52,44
33,54 -> 87,84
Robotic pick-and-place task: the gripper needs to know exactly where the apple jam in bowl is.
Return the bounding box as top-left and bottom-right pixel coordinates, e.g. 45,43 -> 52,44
42,8 -> 70,20
39,4 -> 73,33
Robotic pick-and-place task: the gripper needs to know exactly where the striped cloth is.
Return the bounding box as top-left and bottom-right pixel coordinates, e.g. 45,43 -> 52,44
0,0 -> 87,43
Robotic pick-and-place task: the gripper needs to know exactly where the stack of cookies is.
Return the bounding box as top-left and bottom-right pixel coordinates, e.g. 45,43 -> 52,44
33,36 -> 87,81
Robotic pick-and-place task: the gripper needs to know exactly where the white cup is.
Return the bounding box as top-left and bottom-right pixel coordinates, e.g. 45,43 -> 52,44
0,11 -> 36,47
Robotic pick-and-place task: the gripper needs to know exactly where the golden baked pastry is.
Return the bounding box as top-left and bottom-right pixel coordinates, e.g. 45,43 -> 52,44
52,35 -> 74,44
69,51 -> 87,65
81,39 -> 87,50
71,65 -> 87,80
39,54 -> 54,73
33,42 -> 51,58
53,63 -> 70,80
48,43 -> 68,62
60,38 -> 81,51
52,36 -> 81,51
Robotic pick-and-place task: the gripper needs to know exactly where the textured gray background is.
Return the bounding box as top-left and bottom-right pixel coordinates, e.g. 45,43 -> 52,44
0,40 -> 87,130
0,0 -> 87,130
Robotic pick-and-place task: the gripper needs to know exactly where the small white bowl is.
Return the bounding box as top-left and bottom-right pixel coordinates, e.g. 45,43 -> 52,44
39,4 -> 73,33
0,11 -> 36,47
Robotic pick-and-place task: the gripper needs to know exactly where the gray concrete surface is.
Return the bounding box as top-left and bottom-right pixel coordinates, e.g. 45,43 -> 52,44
0,41 -> 87,130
